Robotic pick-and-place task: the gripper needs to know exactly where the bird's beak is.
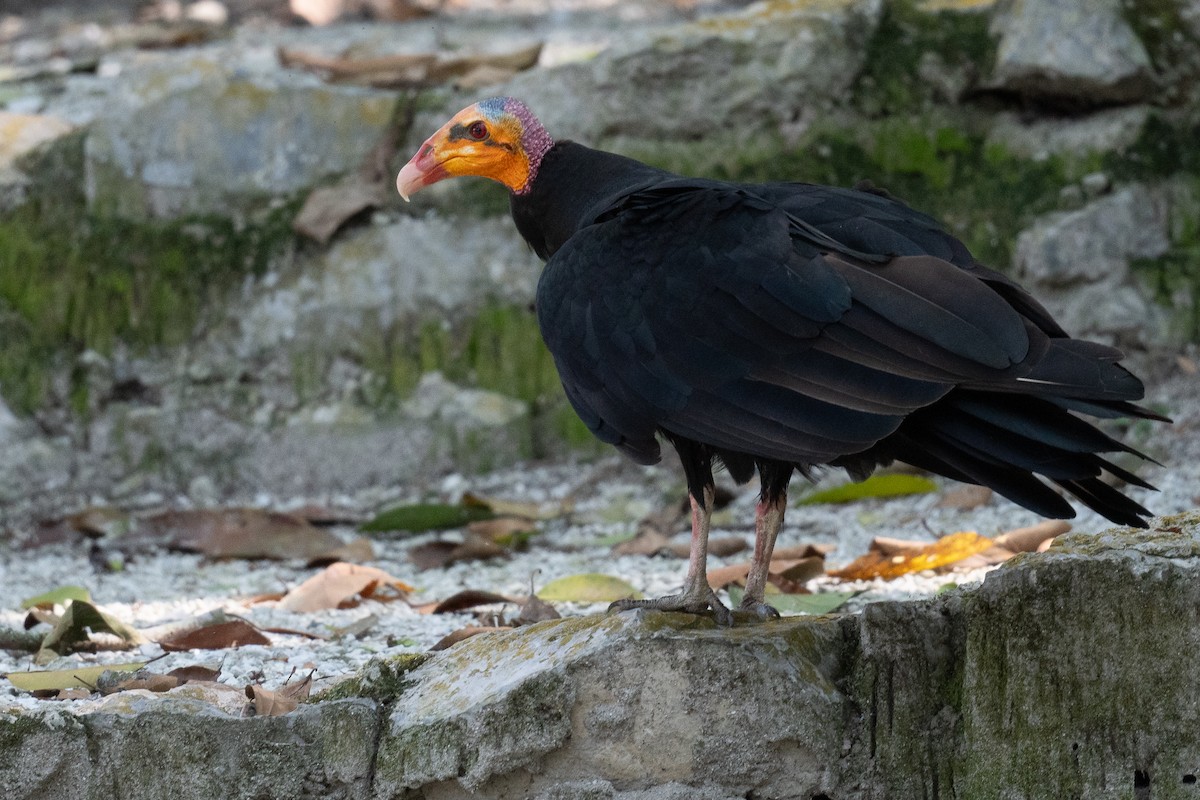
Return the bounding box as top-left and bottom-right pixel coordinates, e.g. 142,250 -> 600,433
396,134 -> 450,202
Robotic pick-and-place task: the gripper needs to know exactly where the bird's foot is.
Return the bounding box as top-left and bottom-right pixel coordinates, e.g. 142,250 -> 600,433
609,585 -> 734,627
737,598 -> 781,622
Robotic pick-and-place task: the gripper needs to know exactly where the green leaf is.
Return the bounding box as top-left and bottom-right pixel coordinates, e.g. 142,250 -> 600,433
20,585 -> 92,610
35,600 -> 144,665
360,503 -> 496,534
727,587 -> 857,616
798,474 -> 938,505
4,662 -> 145,693
537,574 -> 643,603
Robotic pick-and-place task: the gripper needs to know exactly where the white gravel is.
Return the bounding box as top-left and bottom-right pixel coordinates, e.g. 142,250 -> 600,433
1,366 -> 1196,702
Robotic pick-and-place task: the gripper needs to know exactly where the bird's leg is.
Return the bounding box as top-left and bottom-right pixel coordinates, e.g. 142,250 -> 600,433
740,473 -> 789,620
609,483 -> 733,626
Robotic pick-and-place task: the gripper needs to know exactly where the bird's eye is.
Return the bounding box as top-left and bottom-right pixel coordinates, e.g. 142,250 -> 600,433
468,121 -> 489,140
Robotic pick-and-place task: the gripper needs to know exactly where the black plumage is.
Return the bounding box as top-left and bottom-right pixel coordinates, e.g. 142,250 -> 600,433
398,99 -> 1167,622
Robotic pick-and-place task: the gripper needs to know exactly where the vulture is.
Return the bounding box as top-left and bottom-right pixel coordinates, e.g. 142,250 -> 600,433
397,96 -> 1167,624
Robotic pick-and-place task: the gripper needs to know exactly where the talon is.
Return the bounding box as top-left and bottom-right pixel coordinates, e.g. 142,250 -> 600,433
738,599 -> 781,621
607,586 -> 732,624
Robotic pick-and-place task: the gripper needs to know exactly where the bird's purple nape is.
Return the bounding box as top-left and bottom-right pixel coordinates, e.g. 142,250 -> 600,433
481,96 -> 554,194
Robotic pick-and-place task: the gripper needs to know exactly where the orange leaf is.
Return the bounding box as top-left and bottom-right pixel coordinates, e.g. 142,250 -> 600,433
832,531 -> 995,581
279,563 -> 414,612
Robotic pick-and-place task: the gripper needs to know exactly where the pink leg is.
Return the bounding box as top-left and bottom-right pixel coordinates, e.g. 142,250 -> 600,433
740,491 -> 787,618
609,484 -> 732,625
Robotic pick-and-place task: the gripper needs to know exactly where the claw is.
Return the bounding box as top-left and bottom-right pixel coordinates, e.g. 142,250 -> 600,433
609,585 -> 733,626
738,599 -> 781,621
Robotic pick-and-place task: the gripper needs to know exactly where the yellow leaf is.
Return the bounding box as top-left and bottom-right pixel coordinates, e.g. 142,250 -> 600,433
5,662 -> 145,693
537,574 -> 642,603
832,531 -> 994,581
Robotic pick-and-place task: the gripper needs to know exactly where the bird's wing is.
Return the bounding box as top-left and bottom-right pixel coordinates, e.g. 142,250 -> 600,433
535,183 -> 1047,466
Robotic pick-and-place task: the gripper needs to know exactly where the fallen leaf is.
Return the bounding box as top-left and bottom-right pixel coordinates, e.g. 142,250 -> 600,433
361,502 -> 495,534
727,587 -> 857,616
612,528 -> 672,556
105,674 -> 181,694
430,625 -> 509,652
511,592 -> 560,626
707,549 -> 829,591
1177,354 -> 1198,375
52,688 -> 92,700
159,619 -> 271,651
408,533 -> 508,571
467,517 -> 539,545
537,574 -> 642,603
936,485 -> 993,511
166,665 -> 222,683
994,520 -> 1070,553
4,662 -> 145,693
35,600 -> 145,664
799,474 -> 938,505
128,508 -> 345,560
832,531 -> 995,581
462,491 -> 571,521
67,507 -> 133,538
278,562 -> 414,612
246,672 -> 312,716
20,585 -> 92,610
431,590 -> 515,614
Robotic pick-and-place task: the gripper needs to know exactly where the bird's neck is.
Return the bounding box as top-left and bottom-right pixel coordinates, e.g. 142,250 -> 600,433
510,141 -> 668,260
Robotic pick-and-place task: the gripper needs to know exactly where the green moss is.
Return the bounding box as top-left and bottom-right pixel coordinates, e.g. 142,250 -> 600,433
358,302 -> 598,458
0,202 -> 298,415
314,652 -> 432,704
1131,179 -> 1200,341
1121,0 -> 1200,101
853,0 -> 997,116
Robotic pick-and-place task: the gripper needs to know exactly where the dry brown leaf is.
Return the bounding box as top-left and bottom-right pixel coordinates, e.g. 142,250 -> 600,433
772,543 -> 835,560
994,520 -> 1070,553
462,491 -> 570,521
167,665 -> 222,683
431,590 -> 515,614
278,562 -> 414,612
511,593 -> 560,626
53,688 -> 92,701
1177,354 -> 1198,375
705,562 -> 751,589
612,529 -> 672,556
773,556 -> 826,584
107,674 -> 181,694
936,485 -> 993,511
159,619 -> 272,652
832,531 -> 995,581
467,517 -> 538,541
246,672 -> 312,716
706,543 -> 830,591
430,625 -> 508,652
129,508 -> 345,560
408,533 -> 508,571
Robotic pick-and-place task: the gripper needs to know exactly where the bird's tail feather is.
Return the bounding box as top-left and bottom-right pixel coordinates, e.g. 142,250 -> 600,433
877,390 -> 1159,528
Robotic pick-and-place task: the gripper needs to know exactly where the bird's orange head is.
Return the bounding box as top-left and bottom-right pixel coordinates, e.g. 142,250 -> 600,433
396,97 -> 554,201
